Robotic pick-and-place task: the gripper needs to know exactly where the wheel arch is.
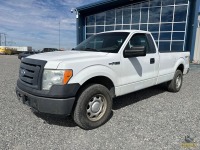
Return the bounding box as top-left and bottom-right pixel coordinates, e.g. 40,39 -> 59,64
174,58 -> 185,73
177,64 -> 184,73
77,76 -> 116,98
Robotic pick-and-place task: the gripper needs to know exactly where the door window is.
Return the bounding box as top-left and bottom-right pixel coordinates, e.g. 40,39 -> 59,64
125,34 -> 149,52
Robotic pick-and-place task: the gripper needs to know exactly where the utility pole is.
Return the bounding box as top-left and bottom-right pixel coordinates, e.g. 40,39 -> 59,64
59,21 -> 60,50
0,34 -> 1,46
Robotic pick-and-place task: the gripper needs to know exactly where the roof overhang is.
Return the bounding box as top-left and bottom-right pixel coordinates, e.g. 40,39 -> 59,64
76,0 -> 142,16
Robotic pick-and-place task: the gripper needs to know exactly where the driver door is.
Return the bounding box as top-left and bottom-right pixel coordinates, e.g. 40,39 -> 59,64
120,33 -> 159,95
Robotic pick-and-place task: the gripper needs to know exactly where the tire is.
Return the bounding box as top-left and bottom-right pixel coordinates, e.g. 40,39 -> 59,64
167,70 -> 183,92
73,84 -> 112,130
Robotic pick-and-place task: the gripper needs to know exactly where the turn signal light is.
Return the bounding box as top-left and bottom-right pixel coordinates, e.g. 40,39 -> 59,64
63,70 -> 73,84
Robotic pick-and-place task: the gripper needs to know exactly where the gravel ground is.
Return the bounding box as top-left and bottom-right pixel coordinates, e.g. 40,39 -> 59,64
0,55 -> 200,150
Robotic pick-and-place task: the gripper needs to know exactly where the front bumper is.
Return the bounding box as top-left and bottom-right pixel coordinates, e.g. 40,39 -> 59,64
16,86 -> 75,115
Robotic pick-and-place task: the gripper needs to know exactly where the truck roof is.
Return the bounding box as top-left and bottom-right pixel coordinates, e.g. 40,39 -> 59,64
96,30 -> 151,35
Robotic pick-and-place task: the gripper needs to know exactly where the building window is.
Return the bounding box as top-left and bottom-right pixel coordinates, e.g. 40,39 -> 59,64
174,5 -> 187,22
96,26 -> 104,33
106,10 -> 115,25
149,7 -> 161,23
85,0 -> 189,52
86,15 -> 95,25
132,8 -> 141,24
96,13 -> 105,25
131,24 -> 139,30
116,9 -> 123,24
161,6 -> 174,23
123,7 -> 132,24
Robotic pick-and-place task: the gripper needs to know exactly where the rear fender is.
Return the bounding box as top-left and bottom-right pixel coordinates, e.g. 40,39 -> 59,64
173,58 -> 185,73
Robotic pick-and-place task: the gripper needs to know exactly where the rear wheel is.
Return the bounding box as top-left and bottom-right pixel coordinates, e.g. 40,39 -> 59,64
73,84 -> 112,130
167,70 -> 183,92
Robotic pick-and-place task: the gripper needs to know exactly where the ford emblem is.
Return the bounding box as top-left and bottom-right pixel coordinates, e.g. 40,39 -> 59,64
20,69 -> 26,76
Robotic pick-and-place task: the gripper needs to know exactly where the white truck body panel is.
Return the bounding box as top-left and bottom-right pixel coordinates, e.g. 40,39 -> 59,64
118,53 -> 159,96
28,30 -> 190,97
157,52 -> 189,84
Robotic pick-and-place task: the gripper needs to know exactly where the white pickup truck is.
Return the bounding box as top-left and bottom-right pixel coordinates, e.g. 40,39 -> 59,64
16,30 -> 190,129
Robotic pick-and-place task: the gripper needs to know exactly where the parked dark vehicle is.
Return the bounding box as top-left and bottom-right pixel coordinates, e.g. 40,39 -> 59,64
18,51 -> 39,60
41,48 -> 59,53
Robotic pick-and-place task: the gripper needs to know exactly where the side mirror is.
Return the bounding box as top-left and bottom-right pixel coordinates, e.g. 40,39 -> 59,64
124,46 -> 146,58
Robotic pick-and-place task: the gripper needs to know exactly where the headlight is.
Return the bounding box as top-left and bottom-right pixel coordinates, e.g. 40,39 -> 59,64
42,69 -> 73,90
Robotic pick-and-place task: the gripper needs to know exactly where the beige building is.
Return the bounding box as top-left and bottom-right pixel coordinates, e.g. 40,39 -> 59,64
193,14 -> 200,64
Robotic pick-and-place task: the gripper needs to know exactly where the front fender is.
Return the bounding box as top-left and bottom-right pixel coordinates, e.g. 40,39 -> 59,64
68,65 -> 118,86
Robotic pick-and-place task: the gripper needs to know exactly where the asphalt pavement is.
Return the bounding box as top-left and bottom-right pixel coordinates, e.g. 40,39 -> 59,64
0,55 -> 200,150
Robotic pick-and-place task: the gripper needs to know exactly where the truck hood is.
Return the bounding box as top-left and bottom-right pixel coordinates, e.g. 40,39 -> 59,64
27,50 -> 109,69
28,51 -> 108,61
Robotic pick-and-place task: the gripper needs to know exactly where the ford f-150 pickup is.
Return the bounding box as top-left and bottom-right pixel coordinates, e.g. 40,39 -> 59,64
16,30 -> 190,129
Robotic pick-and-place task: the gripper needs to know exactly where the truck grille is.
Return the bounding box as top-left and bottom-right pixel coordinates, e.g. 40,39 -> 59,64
19,58 -> 47,89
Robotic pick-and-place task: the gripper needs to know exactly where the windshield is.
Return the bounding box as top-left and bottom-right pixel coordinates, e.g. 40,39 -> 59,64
73,32 -> 129,53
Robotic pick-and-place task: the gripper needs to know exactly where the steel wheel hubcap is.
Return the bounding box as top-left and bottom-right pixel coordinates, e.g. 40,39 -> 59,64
176,75 -> 182,89
86,94 -> 107,121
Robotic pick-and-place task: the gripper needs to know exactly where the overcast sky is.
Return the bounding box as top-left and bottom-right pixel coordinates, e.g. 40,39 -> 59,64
0,0 -> 99,50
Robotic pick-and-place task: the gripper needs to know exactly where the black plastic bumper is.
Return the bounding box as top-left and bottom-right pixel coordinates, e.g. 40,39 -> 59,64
187,68 -> 190,74
16,86 -> 75,115
17,79 -> 80,99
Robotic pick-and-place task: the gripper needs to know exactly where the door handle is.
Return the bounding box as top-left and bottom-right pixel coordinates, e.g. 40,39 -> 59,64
150,58 -> 155,64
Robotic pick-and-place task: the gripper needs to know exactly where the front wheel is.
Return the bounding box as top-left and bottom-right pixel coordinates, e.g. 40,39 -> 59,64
73,84 -> 112,130
167,70 -> 183,92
